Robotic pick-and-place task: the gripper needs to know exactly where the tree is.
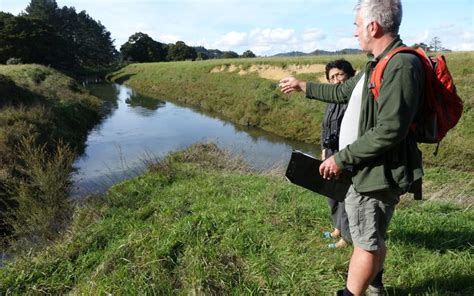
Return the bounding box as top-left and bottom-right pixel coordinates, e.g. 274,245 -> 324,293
429,36 -> 443,52
25,0 -> 60,24
241,50 -> 256,58
70,10 -> 118,67
0,16 -> 74,68
412,42 -> 429,51
0,12 -> 14,19
20,0 -> 117,69
220,51 -> 239,59
196,52 -> 209,60
167,41 -> 197,61
120,32 -> 167,63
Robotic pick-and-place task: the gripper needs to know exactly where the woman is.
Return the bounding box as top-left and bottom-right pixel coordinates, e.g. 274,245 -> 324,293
321,59 -> 356,249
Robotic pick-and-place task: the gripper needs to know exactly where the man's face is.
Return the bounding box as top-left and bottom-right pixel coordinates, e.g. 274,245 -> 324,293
354,12 -> 371,53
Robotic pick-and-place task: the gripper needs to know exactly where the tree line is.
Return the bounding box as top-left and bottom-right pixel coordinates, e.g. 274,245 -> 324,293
0,0 -> 257,70
0,0 -> 118,70
120,32 -> 256,63
2,0 -> 447,69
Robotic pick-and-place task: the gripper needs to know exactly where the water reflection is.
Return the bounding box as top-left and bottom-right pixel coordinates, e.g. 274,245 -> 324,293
87,83 -> 120,119
72,83 -> 320,197
124,89 -> 165,112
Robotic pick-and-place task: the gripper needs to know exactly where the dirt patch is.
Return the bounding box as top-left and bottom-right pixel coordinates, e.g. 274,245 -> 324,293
211,64 -> 326,81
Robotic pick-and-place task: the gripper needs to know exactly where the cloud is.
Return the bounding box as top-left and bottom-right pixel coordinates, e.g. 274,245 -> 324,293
157,34 -> 183,44
249,45 -> 273,55
450,31 -> 474,50
214,31 -> 248,49
189,38 -> 211,48
249,28 -> 295,44
404,30 -> 431,45
335,37 -> 359,50
213,27 -> 297,54
406,28 -> 474,51
302,28 -> 326,42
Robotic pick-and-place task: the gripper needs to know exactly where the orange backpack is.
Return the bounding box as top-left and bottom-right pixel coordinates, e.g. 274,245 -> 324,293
370,47 -> 463,155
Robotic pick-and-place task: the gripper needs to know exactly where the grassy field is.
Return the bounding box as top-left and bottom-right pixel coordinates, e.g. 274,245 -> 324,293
108,52 -> 474,173
1,55 -> 472,294
1,143 -> 472,295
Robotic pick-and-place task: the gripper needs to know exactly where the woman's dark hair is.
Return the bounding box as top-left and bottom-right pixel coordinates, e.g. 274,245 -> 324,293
325,59 -> 356,80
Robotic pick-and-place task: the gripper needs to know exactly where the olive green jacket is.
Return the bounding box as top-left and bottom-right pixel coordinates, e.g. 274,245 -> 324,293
306,37 -> 424,193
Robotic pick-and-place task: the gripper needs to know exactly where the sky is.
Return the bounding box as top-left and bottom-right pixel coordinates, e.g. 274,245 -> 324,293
1,0 -> 473,56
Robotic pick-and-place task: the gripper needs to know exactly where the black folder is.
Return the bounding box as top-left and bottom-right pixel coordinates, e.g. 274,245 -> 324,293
285,150 -> 351,202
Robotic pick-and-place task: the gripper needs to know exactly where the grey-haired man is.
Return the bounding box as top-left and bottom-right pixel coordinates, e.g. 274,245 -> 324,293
279,1 -> 423,295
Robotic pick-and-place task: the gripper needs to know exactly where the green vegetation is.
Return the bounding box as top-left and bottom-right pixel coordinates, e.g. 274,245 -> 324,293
120,32 -> 256,63
1,143 -> 472,294
0,0 -> 117,70
0,64 -> 101,245
120,32 -> 169,63
1,47 -> 471,293
108,52 -> 474,173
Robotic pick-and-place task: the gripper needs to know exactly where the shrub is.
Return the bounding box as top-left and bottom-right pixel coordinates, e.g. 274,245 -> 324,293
30,68 -> 48,84
6,57 -> 23,65
3,136 -> 76,250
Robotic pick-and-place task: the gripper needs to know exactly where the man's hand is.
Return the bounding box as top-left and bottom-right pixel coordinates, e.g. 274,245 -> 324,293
319,155 -> 342,180
279,77 -> 307,94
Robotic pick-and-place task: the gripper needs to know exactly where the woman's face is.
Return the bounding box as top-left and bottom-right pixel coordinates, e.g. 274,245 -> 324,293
328,68 -> 349,85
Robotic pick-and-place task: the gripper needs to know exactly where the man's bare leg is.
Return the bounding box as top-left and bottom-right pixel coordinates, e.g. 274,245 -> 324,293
346,244 -> 386,295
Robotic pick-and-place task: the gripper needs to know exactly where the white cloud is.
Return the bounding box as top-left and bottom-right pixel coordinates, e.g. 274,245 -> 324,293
189,38 -> 211,48
406,28 -> 474,51
298,41 -> 318,53
302,28 -> 326,42
461,31 -> 474,39
249,45 -> 273,55
214,31 -> 248,49
157,34 -> 182,44
335,37 -> 359,50
404,30 -> 431,46
249,28 -> 295,44
213,28 -> 298,54
450,31 -> 474,51
454,43 -> 474,51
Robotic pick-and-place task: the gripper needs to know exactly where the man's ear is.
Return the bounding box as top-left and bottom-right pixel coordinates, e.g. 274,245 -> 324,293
370,21 -> 384,38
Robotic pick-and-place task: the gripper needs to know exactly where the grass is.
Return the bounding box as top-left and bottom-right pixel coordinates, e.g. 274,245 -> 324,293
108,52 -> 474,173
0,64 -> 102,247
0,64 -> 101,152
1,55 -> 472,294
0,143 -> 472,295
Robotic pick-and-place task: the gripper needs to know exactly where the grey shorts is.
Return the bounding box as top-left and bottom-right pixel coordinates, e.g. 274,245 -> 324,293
345,185 -> 400,251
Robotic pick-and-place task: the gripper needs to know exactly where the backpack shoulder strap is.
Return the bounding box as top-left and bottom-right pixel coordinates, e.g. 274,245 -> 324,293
370,46 -> 431,101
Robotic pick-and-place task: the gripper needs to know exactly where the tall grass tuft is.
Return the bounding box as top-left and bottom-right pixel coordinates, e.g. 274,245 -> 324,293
4,136 -> 76,250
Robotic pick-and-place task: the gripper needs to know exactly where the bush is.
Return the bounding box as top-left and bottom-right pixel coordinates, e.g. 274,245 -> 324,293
6,57 -> 23,65
3,136 -> 76,249
30,68 -> 48,84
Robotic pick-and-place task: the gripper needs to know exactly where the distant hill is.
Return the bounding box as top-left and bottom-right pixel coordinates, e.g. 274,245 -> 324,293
193,46 -> 362,59
193,46 -> 224,59
274,48 -> 363,57
272,51 -> 307,57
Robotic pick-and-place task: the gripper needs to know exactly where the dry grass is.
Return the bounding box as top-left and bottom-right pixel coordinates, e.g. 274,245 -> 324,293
210,63 -> 326,81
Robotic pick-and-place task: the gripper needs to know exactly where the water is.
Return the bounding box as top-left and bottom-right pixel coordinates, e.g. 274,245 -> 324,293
72,83 -> 320,197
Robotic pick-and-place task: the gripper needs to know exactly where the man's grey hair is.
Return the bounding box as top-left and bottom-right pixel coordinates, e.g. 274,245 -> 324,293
355,0 -> 403,36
